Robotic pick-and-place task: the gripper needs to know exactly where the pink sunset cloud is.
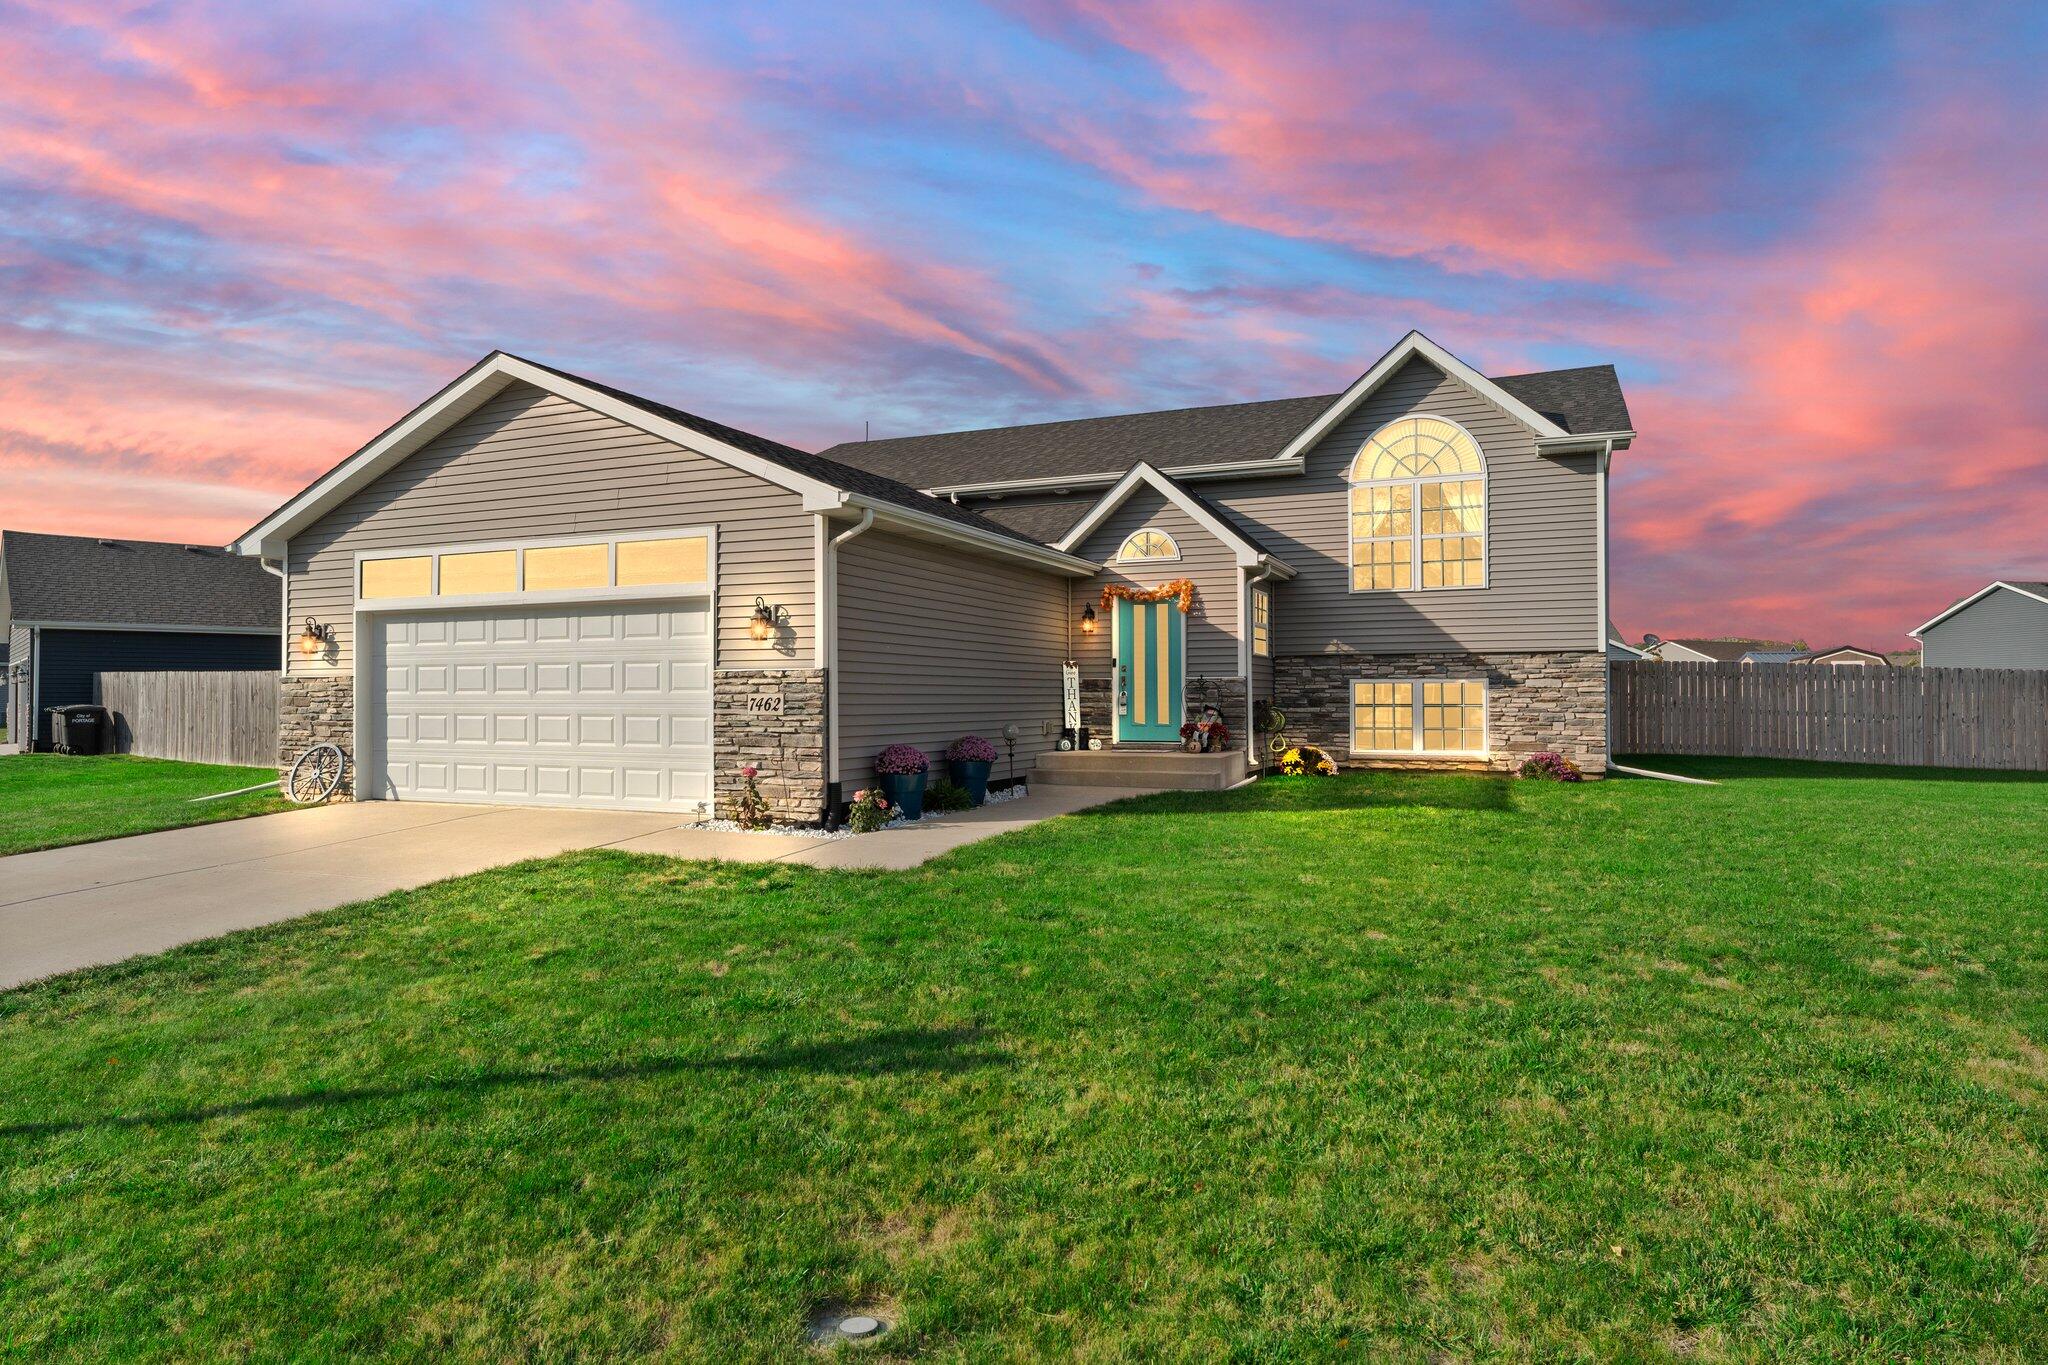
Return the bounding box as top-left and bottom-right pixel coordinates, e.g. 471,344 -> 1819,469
0,0 -> 2041,649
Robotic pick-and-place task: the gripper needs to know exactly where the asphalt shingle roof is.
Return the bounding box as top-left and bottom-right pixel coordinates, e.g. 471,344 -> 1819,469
819,364 -> 1631,493
1490,365 -> 1633,436
2,530 -> 279,630
513,357 -> 1052,553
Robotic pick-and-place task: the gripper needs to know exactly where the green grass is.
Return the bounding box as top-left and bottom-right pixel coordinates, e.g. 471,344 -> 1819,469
3,759 -> 2045,1360
0,753 -> 291,856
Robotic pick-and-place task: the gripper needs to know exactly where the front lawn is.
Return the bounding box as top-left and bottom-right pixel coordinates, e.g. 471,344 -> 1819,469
0,753 -> 290,857
3,760 -> 2044,1359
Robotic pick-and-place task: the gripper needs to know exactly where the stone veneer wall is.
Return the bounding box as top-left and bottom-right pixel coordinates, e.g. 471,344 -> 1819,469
279,675 -> 357,797
1077,674 -> 1251,747
1273,651 -> 1607,773
714,668 -> 827,823
1078,678 -> 1113,742
1185,676 -> 1247,728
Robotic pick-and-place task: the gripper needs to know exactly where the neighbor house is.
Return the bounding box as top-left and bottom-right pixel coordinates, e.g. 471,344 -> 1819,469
231,332 -> 1632,821
2,531 -> 281,750
1642,636 -> 1799,664
1910,581 -> 2048,669
1794,646 -> 1888,667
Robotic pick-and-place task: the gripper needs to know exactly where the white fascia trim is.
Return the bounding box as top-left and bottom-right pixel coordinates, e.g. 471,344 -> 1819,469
1053,463 -> 1294,574
1536,430 -> 1636,454
12,619 -> 278,636
926,455 -> 1303,499
844,495 -> 1097,577
1273,331 -> 1569,466
1909,581 -> 2048,637
1653,643 -> 1720,663
232,352 -> 847,558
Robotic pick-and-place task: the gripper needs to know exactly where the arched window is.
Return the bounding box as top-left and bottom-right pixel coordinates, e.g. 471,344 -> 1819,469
1348,416 -> 1486,591
1117,528 -> 1180,563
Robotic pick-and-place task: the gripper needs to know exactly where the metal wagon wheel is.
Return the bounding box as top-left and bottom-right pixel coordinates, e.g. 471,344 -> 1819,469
286,743 -> 348,805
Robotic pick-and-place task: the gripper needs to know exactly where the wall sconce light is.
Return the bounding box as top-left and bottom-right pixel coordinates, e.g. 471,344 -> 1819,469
748,597 -> 779,643
1079,603 -> 1097,634
296,617 -> 332,659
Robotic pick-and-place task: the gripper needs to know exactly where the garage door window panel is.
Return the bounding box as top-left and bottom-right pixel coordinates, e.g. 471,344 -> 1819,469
523,543 -> 610,592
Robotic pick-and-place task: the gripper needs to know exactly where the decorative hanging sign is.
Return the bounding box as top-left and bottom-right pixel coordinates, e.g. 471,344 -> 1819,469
1061,661 -> 1082,732
1099,579 -> 1197,614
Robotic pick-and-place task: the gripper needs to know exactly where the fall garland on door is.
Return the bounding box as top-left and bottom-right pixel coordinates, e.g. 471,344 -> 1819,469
1099,579 -> 1197,614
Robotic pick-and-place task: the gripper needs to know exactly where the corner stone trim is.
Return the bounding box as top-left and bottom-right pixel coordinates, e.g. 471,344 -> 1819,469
1273,651 -> 1607,773
714,668 -> 826,824
279,674 -> 357,798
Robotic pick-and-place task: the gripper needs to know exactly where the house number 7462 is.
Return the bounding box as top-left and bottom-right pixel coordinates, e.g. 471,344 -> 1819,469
743,695 -> 785,714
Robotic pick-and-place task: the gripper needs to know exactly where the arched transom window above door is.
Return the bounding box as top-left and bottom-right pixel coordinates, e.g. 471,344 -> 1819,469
1116,528 -> 1180,563
1348,416 -> 1487,591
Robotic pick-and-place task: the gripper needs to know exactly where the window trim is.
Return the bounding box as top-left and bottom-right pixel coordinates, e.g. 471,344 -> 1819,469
1348,676 -> 1489,757
1251,585 -> 1271,658
1346,413 -> 1489,595
353,526 -> 716,612
1114,527 -> 1182,564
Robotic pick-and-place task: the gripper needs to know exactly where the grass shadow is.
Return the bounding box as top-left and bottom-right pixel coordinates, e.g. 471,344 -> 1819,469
1615,755 -> 2048,784
1060,772 -> 1521,821
0,1027 -> 1005,1141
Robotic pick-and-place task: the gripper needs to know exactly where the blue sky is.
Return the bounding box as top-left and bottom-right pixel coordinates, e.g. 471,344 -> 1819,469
1,0 -> 2043,643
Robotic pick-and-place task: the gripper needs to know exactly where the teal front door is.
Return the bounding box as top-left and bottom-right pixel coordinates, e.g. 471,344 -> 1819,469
1114,598 -> 1184,742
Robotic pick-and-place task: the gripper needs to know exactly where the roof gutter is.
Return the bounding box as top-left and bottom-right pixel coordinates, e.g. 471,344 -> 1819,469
1535,429 -> 1635,454
834,493 -> 1098,577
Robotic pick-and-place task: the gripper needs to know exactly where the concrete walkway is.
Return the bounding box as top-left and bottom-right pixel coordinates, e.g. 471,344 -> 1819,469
0,785 -> 1150,989
610,783 -> 1153,870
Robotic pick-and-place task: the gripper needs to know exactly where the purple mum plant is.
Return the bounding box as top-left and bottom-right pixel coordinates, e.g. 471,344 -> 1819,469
875,744 -> 930,776
946,735 -> 998,764
1518,751 -> 1584,782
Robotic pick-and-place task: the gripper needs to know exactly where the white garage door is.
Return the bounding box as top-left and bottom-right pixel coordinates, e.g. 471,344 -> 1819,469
368,600 -> 713,813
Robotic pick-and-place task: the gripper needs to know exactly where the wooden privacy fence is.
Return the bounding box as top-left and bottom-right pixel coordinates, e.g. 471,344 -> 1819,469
95,670 -> 279,768
1611,662 -> 2048,771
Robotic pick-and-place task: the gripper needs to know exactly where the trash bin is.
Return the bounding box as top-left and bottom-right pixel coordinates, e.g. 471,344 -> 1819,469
48,704 -> 109,755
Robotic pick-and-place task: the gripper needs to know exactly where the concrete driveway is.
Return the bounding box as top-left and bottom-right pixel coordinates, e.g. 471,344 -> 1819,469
0,803 -> 694,990
1,785 -> 1151,990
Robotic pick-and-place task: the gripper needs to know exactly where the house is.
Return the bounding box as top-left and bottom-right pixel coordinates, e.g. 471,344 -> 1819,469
230,332 -> 1632,821
1910,581 -> 2048,669
2,531 -> 281,750
1641,636 -> 1799,664
1606,622 -> 1647,661
1795,646 -> 1888,667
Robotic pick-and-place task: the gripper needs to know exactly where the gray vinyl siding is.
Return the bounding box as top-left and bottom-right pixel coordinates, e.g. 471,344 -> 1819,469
1920,588 -> 2048,669
1072,486 -> 1242,680
6,623 -> 28,742
1209,356 -> 1599,653
958,357 -> 1600,656
833,527 -> 1068,791
288,382 -> 816,676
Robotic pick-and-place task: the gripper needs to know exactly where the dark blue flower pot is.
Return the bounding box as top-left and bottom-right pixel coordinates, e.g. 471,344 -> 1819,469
878,770 -> 927,820
946,759 -> 992,806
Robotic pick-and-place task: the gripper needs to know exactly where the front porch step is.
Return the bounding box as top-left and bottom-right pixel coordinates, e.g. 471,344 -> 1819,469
1033,747 -> 1248,790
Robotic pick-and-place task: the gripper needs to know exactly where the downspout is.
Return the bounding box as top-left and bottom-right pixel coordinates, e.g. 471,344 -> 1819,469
27,624 -> 40,751
1595,438 -> 1614,767
258,554 -> 287,674
823,509 -> 876,800
1244,561 -> 1280,772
